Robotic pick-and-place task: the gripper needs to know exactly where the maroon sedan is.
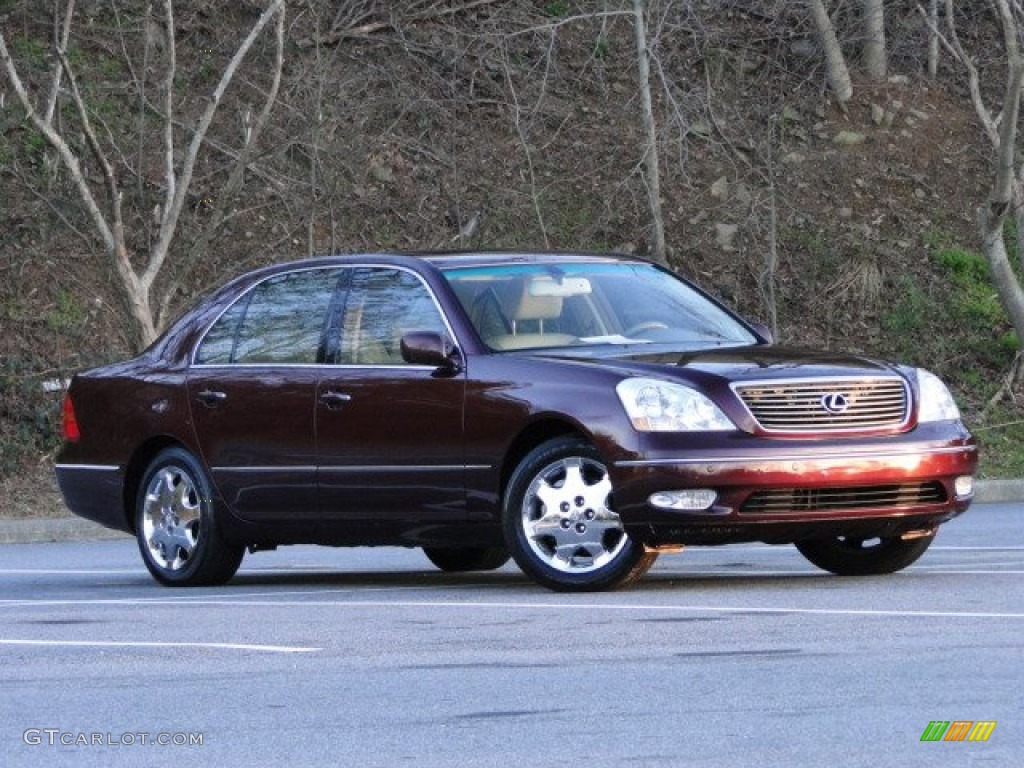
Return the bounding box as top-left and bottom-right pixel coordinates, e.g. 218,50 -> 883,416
55,252 -> 978,591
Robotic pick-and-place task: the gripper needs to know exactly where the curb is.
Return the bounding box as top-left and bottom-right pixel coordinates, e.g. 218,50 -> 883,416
0,480 -> 1019,546
0,517 -> 129,545
973,479 -> 1024,504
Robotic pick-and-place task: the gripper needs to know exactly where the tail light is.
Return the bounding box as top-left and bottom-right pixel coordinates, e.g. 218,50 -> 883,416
62,392 -> 80,442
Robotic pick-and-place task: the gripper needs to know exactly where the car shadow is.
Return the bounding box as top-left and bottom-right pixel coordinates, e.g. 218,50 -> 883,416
225,567 -> 531,589
217,565 -> 837,592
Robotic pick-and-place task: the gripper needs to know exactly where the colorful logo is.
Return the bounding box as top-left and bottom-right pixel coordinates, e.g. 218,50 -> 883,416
920,721 -> 997,742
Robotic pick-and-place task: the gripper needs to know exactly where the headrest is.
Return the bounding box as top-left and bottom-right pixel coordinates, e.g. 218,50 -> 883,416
511,280 -> 562,321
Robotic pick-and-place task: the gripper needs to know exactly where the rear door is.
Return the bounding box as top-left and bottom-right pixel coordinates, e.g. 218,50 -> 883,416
317,266 -> 467,521
188,268 -> 343,522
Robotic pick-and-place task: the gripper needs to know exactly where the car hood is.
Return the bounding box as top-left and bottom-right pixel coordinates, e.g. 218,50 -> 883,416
537,344 -> 908,385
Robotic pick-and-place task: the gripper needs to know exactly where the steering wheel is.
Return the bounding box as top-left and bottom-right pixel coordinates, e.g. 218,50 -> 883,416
625,321 -> 669,336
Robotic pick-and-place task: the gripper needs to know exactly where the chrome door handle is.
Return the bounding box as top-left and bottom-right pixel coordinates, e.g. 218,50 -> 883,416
319,391 -> 351,409
196,389 -> 227,407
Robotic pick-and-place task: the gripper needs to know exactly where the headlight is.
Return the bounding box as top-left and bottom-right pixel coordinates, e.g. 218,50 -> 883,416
616,378 -> 735,431
916,369 -> 961,422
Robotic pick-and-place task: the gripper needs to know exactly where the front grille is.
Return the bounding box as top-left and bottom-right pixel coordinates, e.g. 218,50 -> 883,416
733,377 -> 908,434
741,482 -> 947,514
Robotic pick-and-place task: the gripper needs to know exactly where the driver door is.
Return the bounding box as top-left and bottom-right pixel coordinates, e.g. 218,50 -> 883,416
317,266 -> 467,521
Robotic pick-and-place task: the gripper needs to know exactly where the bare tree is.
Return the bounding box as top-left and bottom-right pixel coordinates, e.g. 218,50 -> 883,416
632,0 -> 667,266
923,0 -> 1024,388
861,0 -> 887,80
489,4 -> 667,262
809,0 -> 853,104
927,0 -> 939,77
0,0 -> 286,347
42,0 -> 75,128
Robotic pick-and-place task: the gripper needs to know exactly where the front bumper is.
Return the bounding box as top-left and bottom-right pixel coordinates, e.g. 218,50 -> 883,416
610,423 -> 978,546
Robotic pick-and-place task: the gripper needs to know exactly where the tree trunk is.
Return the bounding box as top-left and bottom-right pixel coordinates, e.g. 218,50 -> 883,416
981,202 -> 1024,353
631,0 -> 667,266
927,0 -> 939,78
809,0 -> 853,104
981,46 -> 1024,370
116,241 -> 159,346
861,0 -> 887,80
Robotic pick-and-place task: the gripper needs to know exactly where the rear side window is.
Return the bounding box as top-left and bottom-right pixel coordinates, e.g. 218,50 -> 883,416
195,269 -> 340,365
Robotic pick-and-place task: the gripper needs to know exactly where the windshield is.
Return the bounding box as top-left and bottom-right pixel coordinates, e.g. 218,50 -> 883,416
442,262 -> 757,352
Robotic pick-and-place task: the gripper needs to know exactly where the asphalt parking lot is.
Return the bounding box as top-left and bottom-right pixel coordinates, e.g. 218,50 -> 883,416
1,502 -> 1020,768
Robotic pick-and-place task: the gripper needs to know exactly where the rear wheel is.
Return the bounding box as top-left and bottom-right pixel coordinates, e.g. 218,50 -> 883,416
422,546 -> 510,572
795,532 -> 935,576
503,437 -> 657,592
135,447 -> 244,586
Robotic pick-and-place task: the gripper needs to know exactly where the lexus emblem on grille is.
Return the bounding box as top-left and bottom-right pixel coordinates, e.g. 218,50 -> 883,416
821,393 -> 850,414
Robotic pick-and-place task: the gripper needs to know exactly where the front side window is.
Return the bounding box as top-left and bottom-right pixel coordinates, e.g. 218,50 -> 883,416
195,269 -> 340,365
336,268 -> 447,365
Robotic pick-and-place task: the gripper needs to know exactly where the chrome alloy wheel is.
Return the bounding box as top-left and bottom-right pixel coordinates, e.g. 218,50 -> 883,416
520,456 -> 627,573
141,466 -> 202,571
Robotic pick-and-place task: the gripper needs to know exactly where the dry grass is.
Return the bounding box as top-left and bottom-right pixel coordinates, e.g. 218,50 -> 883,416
0,461 -> 70,518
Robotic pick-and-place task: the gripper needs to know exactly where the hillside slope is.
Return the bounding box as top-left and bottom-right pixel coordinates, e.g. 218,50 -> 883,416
1,0 -> 1021,489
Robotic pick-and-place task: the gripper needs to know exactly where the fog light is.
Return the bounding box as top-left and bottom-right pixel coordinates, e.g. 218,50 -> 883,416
954,476 -> 974,499
649,489 -> 717,511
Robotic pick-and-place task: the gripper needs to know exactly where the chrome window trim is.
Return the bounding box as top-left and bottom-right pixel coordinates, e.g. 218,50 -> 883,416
189,363 -> 439,371
190,263 -> 461,368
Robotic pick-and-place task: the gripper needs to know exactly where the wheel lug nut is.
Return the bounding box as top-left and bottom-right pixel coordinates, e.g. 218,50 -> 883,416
584,509 -> 595,520
561,519 -> 572,529
575,496 -> 585,507
575,523 -> 587,533
560,502 -> 570,512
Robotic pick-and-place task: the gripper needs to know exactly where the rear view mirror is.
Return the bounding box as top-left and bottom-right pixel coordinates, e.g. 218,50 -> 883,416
528,276 -> 592,298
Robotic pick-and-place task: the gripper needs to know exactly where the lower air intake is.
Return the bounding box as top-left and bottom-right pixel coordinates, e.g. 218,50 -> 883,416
741,482 -> 947,514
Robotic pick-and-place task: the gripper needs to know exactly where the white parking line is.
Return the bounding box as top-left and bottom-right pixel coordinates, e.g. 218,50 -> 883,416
0,597 -> 1021,619
0,566 -> 438,575
905,569 -> 1024,575
0,569 -> 140,575
0,639 -> 320,653
0,584 -> 457,610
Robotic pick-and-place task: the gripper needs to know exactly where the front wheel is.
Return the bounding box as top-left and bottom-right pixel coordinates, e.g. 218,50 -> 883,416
795,532 -> 936,576
503,437 -> 657,592
422,546 -> 510,572
136,447 -> 244,586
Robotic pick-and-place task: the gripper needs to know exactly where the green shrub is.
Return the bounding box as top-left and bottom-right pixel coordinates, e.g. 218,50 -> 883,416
542,1 -> 570,17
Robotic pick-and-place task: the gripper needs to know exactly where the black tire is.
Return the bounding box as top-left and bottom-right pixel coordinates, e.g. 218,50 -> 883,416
794,532 -> 936,576
503,437 -> 657,592
135,447 -> 244,586
422,546 -> 511,572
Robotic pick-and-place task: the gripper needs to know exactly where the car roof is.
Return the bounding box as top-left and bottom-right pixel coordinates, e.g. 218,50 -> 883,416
421,251 -> 648,269
235,250 -> 649,280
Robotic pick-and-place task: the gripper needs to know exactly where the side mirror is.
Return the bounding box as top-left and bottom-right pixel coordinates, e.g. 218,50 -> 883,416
748,321 -> 774,345
400,331 -> 461,371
